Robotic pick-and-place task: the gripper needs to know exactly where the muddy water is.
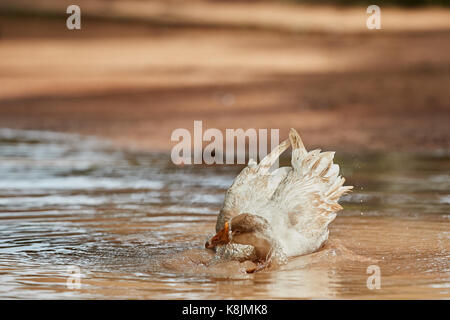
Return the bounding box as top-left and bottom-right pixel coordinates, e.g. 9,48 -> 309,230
0,129 -> 448,299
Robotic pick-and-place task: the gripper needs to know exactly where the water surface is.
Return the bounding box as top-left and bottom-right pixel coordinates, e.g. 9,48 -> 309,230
0,129 -> 448,299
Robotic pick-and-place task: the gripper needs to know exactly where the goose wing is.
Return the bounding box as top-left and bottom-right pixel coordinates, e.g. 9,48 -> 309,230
215,137 -> 291,232
271,129 -> 353,242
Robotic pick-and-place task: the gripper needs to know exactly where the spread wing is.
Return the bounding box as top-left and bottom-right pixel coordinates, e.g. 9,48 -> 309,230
215,137 -> 291,232
216,129 -> 352,243
271,129 -> 353,241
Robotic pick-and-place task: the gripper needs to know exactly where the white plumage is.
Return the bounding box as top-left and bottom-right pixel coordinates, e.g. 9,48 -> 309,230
212,128 -> 352,260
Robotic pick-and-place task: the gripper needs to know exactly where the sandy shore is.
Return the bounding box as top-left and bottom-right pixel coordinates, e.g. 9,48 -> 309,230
0,1 -> 449,153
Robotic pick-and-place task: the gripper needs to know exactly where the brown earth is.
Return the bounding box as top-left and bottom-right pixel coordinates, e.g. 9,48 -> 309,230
0,1 -> 449,153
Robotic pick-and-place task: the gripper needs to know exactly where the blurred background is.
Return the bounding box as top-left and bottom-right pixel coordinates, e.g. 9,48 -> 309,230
0,0 -> 449,154
0,1 -> 449,299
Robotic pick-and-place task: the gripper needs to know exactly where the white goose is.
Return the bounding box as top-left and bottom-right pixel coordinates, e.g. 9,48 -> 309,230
205,128 -> 353,268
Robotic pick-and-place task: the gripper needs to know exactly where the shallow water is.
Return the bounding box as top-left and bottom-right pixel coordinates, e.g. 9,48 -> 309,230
0,128 -> 448,299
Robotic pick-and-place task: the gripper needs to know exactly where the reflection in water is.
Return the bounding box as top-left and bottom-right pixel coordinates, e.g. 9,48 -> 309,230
0,128 -> 448,299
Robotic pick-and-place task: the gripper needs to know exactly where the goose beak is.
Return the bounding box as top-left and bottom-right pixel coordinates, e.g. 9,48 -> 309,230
205,222 -> 230,249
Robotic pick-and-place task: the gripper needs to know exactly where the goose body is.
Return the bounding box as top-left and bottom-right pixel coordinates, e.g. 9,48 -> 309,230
205,129 -> 352,265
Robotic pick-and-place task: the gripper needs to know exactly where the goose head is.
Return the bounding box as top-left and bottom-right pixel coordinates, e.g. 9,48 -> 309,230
205,213 -> 274,261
